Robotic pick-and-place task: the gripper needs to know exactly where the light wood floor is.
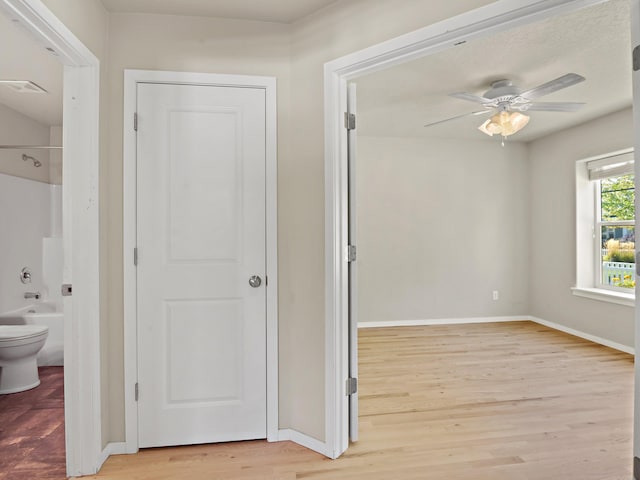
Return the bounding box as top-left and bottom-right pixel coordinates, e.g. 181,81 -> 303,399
82,321 -> 633,480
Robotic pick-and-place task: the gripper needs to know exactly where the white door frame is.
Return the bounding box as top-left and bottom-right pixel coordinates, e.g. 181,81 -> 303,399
632,1 -> 640,476
323,0 -> 610,459
123,69 -> 279,452
0,0 -> 102,476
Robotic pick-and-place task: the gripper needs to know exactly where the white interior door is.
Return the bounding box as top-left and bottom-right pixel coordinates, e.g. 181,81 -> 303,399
347,82 -> 359,442
136,82 -> 267,448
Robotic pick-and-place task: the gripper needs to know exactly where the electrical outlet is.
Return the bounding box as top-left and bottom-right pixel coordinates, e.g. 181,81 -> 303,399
492,290 -> 499,301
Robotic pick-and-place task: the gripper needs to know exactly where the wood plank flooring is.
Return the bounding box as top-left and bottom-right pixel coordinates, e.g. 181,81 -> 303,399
0,367 -> 66,479
82,321 -> 634,480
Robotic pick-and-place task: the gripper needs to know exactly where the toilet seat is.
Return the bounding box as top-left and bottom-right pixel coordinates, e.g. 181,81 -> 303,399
0,325 -> 48,346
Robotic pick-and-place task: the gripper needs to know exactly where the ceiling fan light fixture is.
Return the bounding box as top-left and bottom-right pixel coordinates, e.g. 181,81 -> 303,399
478,111 -> 529,138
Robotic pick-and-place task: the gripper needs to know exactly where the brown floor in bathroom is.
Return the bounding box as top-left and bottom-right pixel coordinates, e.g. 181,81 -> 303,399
0,367 -> 66,479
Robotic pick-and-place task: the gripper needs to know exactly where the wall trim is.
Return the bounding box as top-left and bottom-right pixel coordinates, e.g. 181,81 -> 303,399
528,316 -> 634,355
278,429 -> 328,457
358,316 -> 528,328
97,442 -> 127,471
571,286 -> 635,307
359,315 -> 634,355
123,69 -> 279,453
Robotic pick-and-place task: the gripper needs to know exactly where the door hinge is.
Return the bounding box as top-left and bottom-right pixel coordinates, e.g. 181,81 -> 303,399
134,112 -> 138,131
133,247 -> 138,266
344,112 -> 356,130
634,45 -> 640,71
347,245 -> 357,262
346,377 -> 358,396
135,382 -> 139,401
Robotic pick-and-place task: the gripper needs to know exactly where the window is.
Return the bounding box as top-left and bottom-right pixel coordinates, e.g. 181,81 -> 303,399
575,150 -> 635,301
574,150 -> 635,305
596,172 -> 635,290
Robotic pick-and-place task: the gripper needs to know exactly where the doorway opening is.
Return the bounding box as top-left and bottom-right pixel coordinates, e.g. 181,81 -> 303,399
324,0 -> 636,468
0,1 -> 102,476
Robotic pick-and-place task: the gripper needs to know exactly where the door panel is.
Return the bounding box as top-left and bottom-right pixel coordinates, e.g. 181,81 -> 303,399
166,300 -> 243,403
167,108 -> 241,261
136,82 -> 266,448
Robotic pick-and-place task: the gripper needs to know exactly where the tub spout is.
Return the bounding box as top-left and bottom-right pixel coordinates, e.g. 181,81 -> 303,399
24,292 -> 41,300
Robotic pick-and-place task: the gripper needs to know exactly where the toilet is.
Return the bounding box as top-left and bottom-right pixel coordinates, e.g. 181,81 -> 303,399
0,325 -> 49,394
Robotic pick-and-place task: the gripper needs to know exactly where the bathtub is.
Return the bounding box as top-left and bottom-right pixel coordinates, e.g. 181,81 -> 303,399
0,302 -> 64,366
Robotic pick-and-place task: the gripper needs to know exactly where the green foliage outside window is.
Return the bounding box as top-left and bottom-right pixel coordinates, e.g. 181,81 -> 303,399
601,174 -> 634,221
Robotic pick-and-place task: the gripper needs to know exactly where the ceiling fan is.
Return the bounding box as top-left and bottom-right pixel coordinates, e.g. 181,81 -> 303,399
424,73 -> 586,142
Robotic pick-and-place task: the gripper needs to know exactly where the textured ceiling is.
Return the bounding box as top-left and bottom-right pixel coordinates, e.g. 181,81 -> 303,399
0,0 -> 631,135
355,0 -> 632,143
100,0 -> 338,23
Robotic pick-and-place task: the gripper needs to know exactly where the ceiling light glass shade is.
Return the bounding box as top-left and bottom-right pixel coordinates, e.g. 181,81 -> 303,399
478,111 -> 530,137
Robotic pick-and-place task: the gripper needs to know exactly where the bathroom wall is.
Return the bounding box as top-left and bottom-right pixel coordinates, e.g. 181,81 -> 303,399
47,127 -> 64,309
0,103 -> 51,183
0,110 -> 63,313
0,173 -> 54,313
49,126 -> 62,185
43,234 -> 63,310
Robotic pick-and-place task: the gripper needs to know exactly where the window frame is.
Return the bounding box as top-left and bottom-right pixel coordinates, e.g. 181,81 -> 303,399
594,177 -> 635,293
573,148 -> 635,305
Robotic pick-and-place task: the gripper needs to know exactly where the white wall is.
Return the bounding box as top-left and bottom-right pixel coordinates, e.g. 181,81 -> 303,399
357,136 -> 529,324
107,12 -> 291,441
36,0 -> 562,447
104,1 -> 497,444
0,174 -> 52,313
529,108 -> 634,348
0,103 -> 51,183
32,0 -> 637,452
96,0 -> 495,445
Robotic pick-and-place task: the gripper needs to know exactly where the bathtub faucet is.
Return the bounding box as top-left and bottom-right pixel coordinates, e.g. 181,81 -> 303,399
24,292 -> 41,300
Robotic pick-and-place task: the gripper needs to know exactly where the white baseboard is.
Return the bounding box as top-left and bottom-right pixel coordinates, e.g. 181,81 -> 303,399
278,429 -> 327,456
358,316 -> 528,329
528,316 -> 634,355
98,433 -> 327,473
358,315 -> 634,355
97,442 -> 127,471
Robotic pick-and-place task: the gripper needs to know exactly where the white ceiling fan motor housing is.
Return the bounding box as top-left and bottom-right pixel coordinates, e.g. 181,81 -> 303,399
483,80 -> 529,111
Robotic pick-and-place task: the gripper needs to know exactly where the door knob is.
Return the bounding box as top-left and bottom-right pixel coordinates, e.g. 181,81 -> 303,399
249,275 -> 262,288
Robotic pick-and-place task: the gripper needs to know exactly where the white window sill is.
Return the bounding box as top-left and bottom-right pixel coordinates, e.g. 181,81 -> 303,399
571,287 -> 635,307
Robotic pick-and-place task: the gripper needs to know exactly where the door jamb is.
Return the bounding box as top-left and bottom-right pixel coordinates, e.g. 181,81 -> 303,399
0,0 -> 102,475
323,0 -> 609,459
631,0 -> 640,473
123,69 -> 279,452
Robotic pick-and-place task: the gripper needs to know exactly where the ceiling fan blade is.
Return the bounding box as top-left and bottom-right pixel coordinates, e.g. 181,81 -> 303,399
518,73 -> 585,100
524,102 -> 586,112
449,92 -> 494,104
424,110 -> 491,128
